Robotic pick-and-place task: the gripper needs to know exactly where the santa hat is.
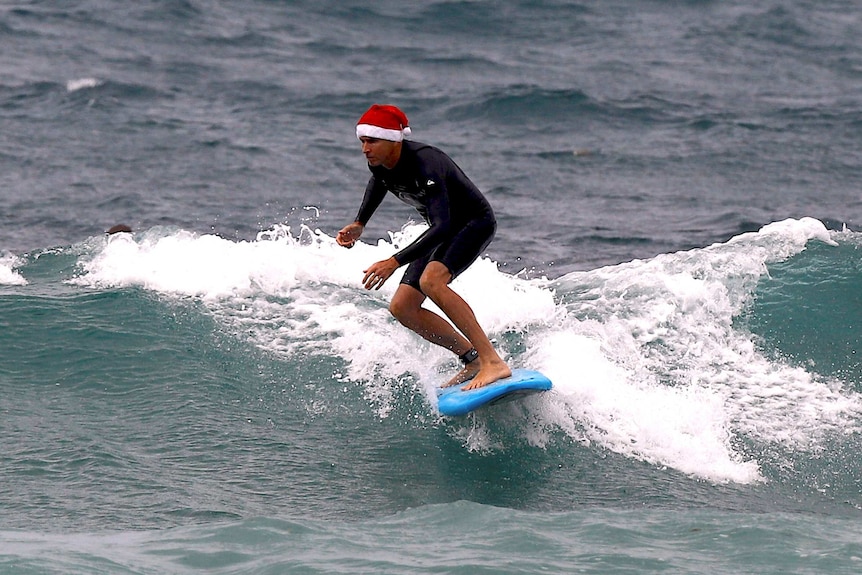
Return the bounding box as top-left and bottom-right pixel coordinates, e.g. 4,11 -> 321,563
356,104 -> 412,142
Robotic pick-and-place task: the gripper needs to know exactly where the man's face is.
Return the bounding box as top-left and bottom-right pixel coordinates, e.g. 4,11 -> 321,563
360,136 -> 401,169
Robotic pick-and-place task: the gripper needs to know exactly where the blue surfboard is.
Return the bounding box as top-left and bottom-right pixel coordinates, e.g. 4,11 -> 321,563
436,369 -> 552,416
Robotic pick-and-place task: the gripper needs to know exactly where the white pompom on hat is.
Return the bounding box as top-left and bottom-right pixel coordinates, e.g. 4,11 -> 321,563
356,104 -> 412,142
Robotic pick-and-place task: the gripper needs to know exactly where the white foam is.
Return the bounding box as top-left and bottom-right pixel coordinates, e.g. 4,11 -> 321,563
0,254 -> 27,286
76,226 -> 340,299
66,78 -> 102,92
531,218 -> 862,483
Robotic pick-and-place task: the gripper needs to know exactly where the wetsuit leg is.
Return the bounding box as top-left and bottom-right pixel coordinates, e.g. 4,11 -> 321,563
399,216 -> 496,293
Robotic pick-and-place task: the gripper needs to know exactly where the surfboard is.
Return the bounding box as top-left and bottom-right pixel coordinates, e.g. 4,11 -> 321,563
436,369 -> 552,416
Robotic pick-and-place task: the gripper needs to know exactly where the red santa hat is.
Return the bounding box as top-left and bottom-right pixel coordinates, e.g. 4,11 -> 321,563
356,104 -> 412,142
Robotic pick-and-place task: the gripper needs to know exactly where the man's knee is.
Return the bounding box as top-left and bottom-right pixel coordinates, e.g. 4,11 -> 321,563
389,285 -> 424,325
389,296 -> 411,323
419,264 -> 452,297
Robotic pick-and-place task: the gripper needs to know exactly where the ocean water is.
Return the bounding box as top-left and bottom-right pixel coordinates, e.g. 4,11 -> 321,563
2,1 -> 862,573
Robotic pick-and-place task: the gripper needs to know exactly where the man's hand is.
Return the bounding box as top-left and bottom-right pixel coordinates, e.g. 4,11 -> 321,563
336,222 -> 364,248
363,257 -> 399,290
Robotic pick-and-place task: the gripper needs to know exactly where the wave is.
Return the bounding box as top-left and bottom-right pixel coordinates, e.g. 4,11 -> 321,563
31,217 -> 851,485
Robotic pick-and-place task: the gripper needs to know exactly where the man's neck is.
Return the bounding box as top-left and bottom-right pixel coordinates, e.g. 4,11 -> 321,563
382,142 -> 403,169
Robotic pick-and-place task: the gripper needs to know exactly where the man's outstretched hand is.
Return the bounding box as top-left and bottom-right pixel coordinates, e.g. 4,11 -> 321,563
336,222 -> 364,248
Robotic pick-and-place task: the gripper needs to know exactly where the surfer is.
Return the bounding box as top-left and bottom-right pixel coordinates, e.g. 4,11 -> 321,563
337,104 -> 511,390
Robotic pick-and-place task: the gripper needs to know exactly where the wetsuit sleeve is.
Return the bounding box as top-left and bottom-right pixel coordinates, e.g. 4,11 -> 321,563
392,183 -> 453,265
354,176 -> 387,225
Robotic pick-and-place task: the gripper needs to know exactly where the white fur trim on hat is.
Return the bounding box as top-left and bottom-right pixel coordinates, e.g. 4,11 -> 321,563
356,124 -> 412,142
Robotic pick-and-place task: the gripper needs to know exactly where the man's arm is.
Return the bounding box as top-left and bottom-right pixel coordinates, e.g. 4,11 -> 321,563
354,176 -> 387,227
337,176 -> 385,248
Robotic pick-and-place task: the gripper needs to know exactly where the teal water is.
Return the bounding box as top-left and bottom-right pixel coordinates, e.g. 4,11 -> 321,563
4,505 -> 862,574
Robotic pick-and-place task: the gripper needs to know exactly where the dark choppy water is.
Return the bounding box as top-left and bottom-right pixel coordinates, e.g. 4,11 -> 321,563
2,1 -> 862,573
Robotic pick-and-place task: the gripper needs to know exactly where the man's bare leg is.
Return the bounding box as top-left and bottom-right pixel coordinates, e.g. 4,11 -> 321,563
418,263 -> 511,390
389,284 -> 481,386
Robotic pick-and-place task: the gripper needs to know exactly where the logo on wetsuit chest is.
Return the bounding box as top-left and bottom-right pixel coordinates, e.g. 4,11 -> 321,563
382,177 -> 437,211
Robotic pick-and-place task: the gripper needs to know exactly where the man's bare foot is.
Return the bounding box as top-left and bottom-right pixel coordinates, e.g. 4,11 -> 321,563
441,361 -> 481,388
462,361 -> 512,391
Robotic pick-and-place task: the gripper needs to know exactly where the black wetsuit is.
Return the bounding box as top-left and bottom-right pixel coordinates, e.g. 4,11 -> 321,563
354,140 -> 496,291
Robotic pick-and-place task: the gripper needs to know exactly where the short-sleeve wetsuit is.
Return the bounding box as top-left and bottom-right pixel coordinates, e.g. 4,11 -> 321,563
354,140 -> 497,292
